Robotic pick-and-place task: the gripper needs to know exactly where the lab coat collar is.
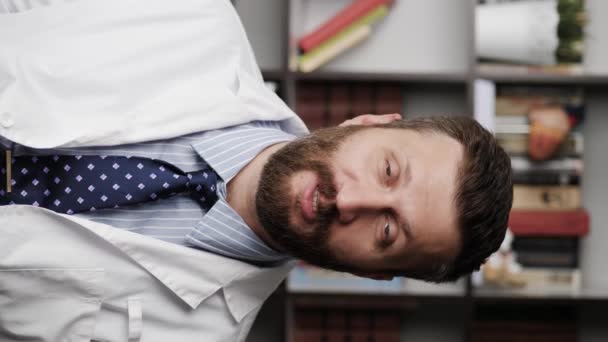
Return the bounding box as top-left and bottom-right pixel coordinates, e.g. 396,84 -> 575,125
59,210 -> 295,322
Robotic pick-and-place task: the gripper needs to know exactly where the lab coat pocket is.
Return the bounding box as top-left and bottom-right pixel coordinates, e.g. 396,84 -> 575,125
0,268 -> 105,342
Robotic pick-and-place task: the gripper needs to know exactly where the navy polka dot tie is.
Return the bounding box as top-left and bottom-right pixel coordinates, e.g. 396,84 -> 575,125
0,153 -> 219,214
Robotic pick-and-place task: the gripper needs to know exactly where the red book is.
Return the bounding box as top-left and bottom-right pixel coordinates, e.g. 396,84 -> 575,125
298,0 -> 393,53
508,209 -> 590,236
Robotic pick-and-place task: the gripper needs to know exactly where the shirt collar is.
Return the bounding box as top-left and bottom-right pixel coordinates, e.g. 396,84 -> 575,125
190,121 -> 296,183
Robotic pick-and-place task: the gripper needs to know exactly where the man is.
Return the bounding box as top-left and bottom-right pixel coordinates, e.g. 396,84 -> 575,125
0,0 -> 513,341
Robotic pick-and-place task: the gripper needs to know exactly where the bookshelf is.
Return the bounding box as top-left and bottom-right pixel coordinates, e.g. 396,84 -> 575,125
234,0 -> 608,341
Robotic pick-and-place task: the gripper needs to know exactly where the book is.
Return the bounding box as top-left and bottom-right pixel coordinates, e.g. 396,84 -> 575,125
518,267 -> 582,294
513,236 -> 579,268
508,209 -> 589,236
327,82 -> 351,126
296,81 -> 404,129
297,0 -> 393,53
351,83 -> 374,116
298,3 -> 391,73
374,84 -> 403,115
299,24 -> 372,73
496,132 -> 583,157
512,171 -> 580,186
513,236 -> 579,252
287,262 -> 404,294
515,250 -> 578,269
478,62 -> 584,77
510,156 -> 583,175
292,308 -> 401,342
512,185 -> 581,210
296,82 -> 327,130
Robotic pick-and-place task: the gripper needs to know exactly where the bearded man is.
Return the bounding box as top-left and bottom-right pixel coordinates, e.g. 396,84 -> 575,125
0,0 -> 512,341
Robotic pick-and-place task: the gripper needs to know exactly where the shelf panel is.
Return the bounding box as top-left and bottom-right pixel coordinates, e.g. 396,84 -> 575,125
294,71 -> 468,83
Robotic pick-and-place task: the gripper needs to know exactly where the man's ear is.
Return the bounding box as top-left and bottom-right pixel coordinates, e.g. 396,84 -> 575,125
353,271 -> 394,281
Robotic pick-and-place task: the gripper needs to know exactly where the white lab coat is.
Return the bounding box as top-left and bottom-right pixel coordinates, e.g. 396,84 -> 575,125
0,0 -> 308,341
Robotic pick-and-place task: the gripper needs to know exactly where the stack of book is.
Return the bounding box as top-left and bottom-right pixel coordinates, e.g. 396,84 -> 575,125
296,81 -> 403,130
496,85 -> 588,294
296,0 -> 394,73
293,307 -> 401,342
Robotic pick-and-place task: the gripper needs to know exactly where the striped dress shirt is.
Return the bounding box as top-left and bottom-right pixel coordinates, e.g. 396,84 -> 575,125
1,121 -> 296,265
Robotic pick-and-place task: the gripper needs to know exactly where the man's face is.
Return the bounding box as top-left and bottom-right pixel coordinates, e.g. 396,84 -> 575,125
256,125 -> 463,279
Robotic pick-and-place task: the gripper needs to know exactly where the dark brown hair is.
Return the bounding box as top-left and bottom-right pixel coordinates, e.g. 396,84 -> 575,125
381,116 -> 513,282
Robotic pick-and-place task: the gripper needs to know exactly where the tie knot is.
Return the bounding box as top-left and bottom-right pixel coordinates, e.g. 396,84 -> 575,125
186,169 -> 218,206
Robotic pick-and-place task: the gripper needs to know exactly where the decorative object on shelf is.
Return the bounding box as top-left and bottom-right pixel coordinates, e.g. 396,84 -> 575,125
297,0 -> 393,72
527,105 -> 572,160
478,230 -> 526,288
476,0 -> 586,73
494,85 -> 585,161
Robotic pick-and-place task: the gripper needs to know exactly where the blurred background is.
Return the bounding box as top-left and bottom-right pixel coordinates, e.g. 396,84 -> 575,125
232,0 -> 608,341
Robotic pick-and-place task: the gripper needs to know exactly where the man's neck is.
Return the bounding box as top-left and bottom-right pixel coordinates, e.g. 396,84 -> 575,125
226,142 -> 288,253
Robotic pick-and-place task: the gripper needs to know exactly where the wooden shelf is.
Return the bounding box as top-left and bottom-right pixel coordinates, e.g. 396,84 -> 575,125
293,71 -> 468,84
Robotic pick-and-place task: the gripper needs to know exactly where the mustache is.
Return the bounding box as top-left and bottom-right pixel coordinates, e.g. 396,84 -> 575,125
316,201 -> 338,229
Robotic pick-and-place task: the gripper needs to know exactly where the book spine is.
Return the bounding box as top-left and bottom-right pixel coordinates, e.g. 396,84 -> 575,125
296,83 -> 326,130
508,209 -> 589,236
515,250 -> 578,268
510,156 -> 583,174
513,236 -> 579,251
517,268 -> 581,292
298,0 -> 392,52
351,83 -> 374,116
512,185 -> 581,210
511,171 -> 580,185
375,84 -> 404,115
328,83 -> 351,126
293,310 -> 323,342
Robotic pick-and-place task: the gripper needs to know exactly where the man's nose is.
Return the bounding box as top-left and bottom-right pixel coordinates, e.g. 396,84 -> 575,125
336,184 -> 390,224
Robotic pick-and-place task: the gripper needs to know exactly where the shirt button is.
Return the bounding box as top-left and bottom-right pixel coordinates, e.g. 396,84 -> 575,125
0,112 -> 14,128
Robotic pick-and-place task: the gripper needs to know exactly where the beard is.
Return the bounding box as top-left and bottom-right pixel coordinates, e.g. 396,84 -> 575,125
255,125 -> 364,270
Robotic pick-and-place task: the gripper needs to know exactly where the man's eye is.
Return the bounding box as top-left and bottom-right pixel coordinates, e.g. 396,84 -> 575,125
383,222 -> 390,241
385,161 -> 392,177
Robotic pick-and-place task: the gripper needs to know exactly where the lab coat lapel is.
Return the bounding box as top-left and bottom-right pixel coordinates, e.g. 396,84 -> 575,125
59,211 -> 294,322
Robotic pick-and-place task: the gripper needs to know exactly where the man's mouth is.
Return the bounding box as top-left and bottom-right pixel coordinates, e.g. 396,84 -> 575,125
301,182 -> 319,224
